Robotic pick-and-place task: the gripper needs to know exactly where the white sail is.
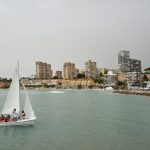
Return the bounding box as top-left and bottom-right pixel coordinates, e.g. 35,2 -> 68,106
2,64 -> 20,114
22,82 -> 35,119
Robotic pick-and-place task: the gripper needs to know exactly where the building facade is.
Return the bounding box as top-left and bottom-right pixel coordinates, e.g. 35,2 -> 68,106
55,71 -> 63,79
85,60 -> 97,79
126,72 -> 142,89
36,62 -> 43,79
36,61 -> 52,79
130,59 -> 141,72
104,71 -> 118,86
46,64 -> 52,79
42,63 -> 47,79
118,50 -> 131,72
63,62 -> 76,79
118,72 -> 127,82
99,68 -> 108,75
118,50 -> 141,73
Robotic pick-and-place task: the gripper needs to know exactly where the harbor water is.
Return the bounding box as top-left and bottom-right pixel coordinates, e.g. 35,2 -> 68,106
0,89 -> 150,150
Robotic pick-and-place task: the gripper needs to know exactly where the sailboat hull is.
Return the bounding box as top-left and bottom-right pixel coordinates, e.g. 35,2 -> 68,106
0,117 -> 36,127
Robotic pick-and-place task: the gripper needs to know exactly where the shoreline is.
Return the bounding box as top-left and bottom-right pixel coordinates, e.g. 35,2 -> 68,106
1,81 -> 150,97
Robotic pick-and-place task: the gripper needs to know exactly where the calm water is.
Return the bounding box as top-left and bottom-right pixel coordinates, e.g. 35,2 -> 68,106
0,89 -> 150,150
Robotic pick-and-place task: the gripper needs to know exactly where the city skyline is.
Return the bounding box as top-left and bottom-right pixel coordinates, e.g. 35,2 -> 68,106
0,0 -> 150,77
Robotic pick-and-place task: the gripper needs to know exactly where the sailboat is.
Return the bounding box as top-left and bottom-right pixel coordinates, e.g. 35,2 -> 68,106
0,63 -> 36,126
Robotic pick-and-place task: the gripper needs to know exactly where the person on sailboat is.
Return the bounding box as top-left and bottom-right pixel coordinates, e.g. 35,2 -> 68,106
5,115 -> 11,122
13,109 -> 18,121
0,114 -> 5,122
21,110 -> 25,119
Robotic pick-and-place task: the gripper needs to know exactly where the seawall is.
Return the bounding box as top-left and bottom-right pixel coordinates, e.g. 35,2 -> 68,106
114,90 -> 150,97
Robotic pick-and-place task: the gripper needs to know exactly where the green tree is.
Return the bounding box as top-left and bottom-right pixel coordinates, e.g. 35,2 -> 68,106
94,78 -> 104,84
58,82 -> 62,86
43,83 -> 49,88
116,80 -> 127,89
143,74 -> 149,81
77,85 -> 82,89
77,73 -> 85,79
144,67 -> 150,71
93,72 -> 104,84
118,80 -> 127,86
88,85 -> 93,89
104,70 -> 108,74
53,76 -> 58,79
99,72 -> 104,77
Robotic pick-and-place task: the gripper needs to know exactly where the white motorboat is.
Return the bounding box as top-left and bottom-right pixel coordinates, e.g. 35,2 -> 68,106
105,86 -> 113,91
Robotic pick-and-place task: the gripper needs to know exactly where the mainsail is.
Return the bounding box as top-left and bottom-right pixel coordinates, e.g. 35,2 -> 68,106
22,82 -> 35,119
2,64 -> 20,114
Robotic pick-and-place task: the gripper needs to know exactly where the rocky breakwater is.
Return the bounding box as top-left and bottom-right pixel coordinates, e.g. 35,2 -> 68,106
114,89 -> 150,97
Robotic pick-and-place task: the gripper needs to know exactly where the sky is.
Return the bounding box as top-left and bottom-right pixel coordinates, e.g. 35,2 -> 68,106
0,0 -> 150,77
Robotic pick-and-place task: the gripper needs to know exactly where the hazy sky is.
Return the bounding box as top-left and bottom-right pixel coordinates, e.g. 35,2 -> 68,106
0,0 -> 150,77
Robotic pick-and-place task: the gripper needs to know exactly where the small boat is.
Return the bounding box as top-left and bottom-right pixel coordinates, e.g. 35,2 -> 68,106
0,62 -> 36,126
105,86 -> 113,91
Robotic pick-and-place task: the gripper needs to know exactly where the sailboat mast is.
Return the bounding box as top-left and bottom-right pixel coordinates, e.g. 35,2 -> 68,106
17,61 -> 20,113
17,60 -> 20,78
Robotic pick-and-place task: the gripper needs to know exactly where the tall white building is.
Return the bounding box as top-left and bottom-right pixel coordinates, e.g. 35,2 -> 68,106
104,71 -> 117,86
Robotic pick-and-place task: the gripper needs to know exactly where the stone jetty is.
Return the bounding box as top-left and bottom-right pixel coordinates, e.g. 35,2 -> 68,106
114,90 -> 150,97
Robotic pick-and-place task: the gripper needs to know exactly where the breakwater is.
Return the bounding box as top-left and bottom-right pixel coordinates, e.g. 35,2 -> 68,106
114,89 -> 150,96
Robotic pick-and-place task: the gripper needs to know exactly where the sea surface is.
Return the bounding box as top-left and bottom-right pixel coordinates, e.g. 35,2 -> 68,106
0,89 -> 150,150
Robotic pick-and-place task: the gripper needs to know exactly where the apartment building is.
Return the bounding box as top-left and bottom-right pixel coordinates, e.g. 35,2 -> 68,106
85,60 -> 97,79
63,62 -> 76,79
36,61 -> 52,79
